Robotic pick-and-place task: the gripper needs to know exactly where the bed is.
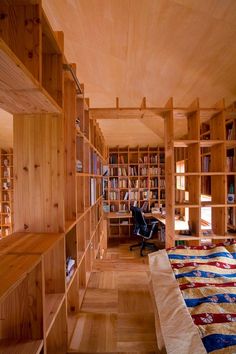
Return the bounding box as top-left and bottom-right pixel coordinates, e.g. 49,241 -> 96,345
149,240 -> 236,354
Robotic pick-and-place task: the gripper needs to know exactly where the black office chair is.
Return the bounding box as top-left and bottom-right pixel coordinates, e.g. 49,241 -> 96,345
129,206 -> 158,256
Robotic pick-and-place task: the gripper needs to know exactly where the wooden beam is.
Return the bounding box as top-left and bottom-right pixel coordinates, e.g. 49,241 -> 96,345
90,108 -> 167,120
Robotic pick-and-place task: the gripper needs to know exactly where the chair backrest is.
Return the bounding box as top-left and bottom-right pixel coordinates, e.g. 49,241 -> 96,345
130,206 -> 148,234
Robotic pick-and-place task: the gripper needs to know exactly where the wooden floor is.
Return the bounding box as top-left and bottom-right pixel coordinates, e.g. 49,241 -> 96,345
67,238 -> 166,354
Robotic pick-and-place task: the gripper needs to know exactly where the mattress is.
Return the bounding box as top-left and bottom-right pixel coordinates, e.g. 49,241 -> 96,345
149,240 -> 236,354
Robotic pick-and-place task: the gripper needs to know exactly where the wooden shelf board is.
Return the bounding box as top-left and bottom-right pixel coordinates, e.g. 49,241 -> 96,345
225,140 -> 236,147
175,234 -> 236,240
174,203 -> 199,208
4,232 -> 64,255
0,39 -> 62,114
0,254 -> 41,300
225,232 -> 236,237
201,172 -> 226,176
76,128 -> 105,161
76,173 -> 102,177
0,339 -> 43,354
174,140 -> 199,147
200,140 -> 225,147
174,172 -> 200,176
45,293 -> 65,337
201,203 -> 229,207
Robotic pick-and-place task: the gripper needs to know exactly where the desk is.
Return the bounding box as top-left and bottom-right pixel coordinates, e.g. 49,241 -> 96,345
153,214 -> 189,231
105,212 -> 156,240
105,212 -> 194,243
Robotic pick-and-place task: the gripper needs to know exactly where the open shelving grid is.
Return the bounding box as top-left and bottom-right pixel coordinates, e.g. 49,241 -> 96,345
104,145 -> 165,238
64,87 -> 107,339
0,149 -> 13,238
0,1 -> 107,353
164,97 -> 236,248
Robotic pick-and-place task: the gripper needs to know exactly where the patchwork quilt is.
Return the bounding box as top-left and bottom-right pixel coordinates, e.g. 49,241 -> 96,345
167,240 -> 236,353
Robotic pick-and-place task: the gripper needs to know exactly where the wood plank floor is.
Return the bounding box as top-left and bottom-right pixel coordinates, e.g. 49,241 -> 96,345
68,239 -> 166,354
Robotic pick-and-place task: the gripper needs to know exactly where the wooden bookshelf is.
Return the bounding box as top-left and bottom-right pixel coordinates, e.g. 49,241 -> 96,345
103,146 -> 165,239
0,253 -> 44,354
0,149 -> 13,238
165,97 -> 236,247
104,145 -> 165,213
0,2 -> 107,353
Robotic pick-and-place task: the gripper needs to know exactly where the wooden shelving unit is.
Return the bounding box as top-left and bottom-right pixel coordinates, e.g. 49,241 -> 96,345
165,98 -> 236,247
104,146 -> 165,212
0,1 -> 107,353
0,253 -> 44,354
103,145 -> 165,239
0,149 -> 13,238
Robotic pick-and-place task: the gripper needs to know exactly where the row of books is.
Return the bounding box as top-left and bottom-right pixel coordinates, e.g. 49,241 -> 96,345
150,178 -> 158,188
129,166 -> 138,176
150,191 -> 158,199
0,204 -> 11,213
108,190 -> 159,201
138,155 -> 158,163
140,191 -> 149,200
2,167 -> 11,178
150,167 -> 161,175
1,193 -> 11,201
226,156 -> 235,172
1,214 -> 11,224
109,178 -> 118,188
228,207 -> 236,227
140,179 -> 148,188
109,154 -> 118,164
160,190 -> 166,199
119,179 -> 129,188
226,123 -> 235,140
118,167 -> 128,176
90,152 -> 101,175
202,156 -> 211,172
160,179 -> 166,188
109,166 -> 164,176
90,178 -> 97,205
109,191 -> 119,200
118,155 -> 128,164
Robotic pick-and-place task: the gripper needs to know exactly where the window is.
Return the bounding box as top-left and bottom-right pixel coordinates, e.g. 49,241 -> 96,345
176,160 -> 185,190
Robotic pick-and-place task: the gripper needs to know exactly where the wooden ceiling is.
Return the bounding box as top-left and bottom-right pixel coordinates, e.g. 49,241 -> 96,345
2,1 -> 236,148
43,0 -> 236,146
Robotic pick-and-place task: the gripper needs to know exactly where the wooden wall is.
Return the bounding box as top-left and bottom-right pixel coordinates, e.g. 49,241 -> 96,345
13,113 -> 65,233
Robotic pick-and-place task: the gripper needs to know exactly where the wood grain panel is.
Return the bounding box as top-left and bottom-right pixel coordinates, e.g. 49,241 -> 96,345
0,39 -> 61,114
13,113 -> 65,233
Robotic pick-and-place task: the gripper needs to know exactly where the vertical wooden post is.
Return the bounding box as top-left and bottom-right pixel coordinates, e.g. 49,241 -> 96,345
164,98 -> 175,248
64,65 -> 77,222
211,99 -> 226,236
187,99 -> 201,238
